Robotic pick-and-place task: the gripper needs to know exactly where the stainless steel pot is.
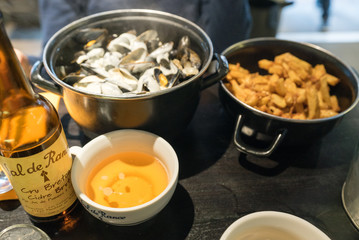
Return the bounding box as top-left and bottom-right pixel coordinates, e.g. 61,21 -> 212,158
31,9 -> 228,139
219,38 -> 359,157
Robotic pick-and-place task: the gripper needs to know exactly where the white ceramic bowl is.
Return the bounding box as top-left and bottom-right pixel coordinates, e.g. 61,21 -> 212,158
220,211 -> 331,240
71,129 -> 179,225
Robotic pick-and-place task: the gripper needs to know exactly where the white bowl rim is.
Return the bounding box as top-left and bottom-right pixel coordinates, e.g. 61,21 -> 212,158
220,211 -> 331,240
71,129 -> 179,213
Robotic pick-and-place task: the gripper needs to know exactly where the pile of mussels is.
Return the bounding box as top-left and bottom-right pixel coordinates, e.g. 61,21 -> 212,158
61,28 -> 202,96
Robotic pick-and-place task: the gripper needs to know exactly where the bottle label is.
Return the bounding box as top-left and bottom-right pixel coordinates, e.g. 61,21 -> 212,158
0,131 -> 77,218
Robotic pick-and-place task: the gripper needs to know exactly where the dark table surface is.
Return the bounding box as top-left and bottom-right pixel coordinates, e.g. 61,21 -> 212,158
1,84 -> 359,240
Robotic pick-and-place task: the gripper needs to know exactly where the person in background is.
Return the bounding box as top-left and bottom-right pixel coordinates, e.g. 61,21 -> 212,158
317,0 -> 330,31
38,0 -> 252,53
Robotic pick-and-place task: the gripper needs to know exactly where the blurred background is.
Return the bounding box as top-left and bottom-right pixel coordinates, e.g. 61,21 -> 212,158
1,0 -> 358,71
1,0 -> 40,57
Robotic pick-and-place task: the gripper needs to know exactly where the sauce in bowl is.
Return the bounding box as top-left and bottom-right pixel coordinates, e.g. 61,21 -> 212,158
86,151 -> 168,208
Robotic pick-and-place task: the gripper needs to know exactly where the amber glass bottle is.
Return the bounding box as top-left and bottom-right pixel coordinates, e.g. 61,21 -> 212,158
0,12 -> 77,222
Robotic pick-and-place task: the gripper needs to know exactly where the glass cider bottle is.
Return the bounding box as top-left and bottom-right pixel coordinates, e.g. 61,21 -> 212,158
0,12 -> 77,222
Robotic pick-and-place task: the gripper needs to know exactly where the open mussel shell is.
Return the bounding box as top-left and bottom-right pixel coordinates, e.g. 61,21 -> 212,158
62,73 -> 85,85
74,28 -> 109,50
136,29 -> 158,43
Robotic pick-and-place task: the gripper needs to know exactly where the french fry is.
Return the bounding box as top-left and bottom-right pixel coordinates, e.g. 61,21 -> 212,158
320,109 -> 339,118
330,95 -> 340,112
268,64 -> 284,76
224,52 -> 341,120
294,102 -> 304,113
246,94 -> 259,107
271,93 -> 287,108
323,73 -> 340,86
319,76 -> 332,108
311,64 -> 326,82
269,105 -> 283,116
259,95 -> 271,106
258,59 -> 273,70
296,88 -> 307,104
306,84 -> 320,119
292,112 -> 306,120
288,70 -> 303,86
284,93 -> 294,106
275,77 -> 286,96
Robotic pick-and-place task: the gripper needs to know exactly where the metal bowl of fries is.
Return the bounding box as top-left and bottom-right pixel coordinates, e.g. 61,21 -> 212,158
219,37 -> 359,157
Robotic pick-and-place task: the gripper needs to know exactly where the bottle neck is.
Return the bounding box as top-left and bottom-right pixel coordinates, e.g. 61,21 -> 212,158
0,16 -> 36,111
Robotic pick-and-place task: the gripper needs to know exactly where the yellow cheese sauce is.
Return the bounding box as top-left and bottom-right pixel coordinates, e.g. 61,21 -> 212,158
86,151 -> 168,208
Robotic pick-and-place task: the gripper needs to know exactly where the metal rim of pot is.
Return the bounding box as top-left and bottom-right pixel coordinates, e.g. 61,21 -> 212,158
220,37 -> 359,157
32,9 -> 226,100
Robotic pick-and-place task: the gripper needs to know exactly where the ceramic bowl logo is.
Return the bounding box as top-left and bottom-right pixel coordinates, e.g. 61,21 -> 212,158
80,199 -> 126,221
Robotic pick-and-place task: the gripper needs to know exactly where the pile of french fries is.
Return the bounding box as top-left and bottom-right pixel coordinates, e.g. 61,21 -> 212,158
224,52 -> 340,119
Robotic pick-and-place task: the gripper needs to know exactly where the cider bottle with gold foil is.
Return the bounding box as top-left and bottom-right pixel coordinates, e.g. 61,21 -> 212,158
0,12 -> 77,222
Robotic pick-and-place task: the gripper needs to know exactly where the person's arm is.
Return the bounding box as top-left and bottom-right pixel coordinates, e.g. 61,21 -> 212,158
38,0 -> 89,47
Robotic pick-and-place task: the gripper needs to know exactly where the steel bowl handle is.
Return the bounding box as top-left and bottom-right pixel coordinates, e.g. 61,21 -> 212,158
200,53 -> 229,90
30,61 -> 63,96
233,115 -> 287,157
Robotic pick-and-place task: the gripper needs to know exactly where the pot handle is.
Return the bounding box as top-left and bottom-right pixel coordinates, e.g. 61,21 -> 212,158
30,61 -> 63,96
233,115 -> 287,157
200,53 -> 229,90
